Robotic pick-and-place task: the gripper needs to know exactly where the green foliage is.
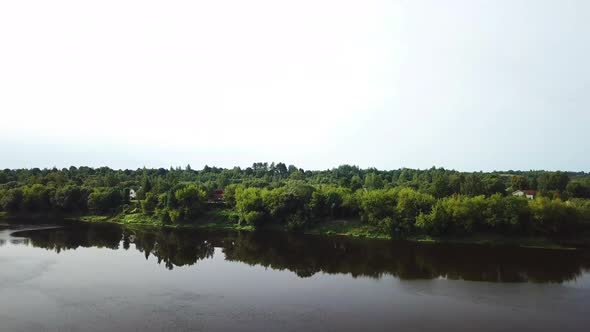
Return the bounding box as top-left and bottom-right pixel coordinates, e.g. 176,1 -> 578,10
528,197 -> 579,234
566,179 -> 590,198
223,184 -> 239,207
173,184 -> 207,221
430,173 -> 451,198
350,175 -> 363,191
310,187 -> 344,219
87,188 -> 123,213
235,187 -> 265,224
52,185 -> 87,212
141,192 -> 158,215
243,211 -> 266,226
460,174 -> 485,197
262,182 -> 314,222
0,188 -> 24,212
21,184 -> 52,211
416,195 -> 530,235
167,209 -> 181,223
395,188 -> 435,233
138,169 -> 152,199
0,164 -> 589,240
364,173 -> 384,190
537,172 -> 570,196
358,188 -> 398,231
511,175 -> 529,190
286,211 -> 308,231
484,194 -> 530,232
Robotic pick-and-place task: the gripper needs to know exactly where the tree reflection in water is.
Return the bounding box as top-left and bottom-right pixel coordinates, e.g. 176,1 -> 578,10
7,222 -> 590,283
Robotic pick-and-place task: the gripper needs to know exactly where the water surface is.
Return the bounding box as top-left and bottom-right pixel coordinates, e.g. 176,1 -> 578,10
1,221 -> 589,331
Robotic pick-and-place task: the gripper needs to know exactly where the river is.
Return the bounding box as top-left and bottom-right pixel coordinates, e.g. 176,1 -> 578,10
1,221 -> 589,331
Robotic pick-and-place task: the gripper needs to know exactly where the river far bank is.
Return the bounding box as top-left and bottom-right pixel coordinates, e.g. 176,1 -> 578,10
1,210 -> 588,250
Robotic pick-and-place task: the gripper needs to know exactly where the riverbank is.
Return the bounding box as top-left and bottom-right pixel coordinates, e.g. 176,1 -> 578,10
1,210 -> 588,250
304,218 -> 588,249
76,210 -> 256,232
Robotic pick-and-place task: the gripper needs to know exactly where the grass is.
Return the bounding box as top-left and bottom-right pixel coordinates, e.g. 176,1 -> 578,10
77,215 -> 111,223
71,208 -> 256,232
305,219 -> 584,249
305,219 -> 390,239
406,233 -> 580,250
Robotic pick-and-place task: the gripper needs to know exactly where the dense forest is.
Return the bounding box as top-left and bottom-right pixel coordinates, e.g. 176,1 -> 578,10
1,163 -> 590,238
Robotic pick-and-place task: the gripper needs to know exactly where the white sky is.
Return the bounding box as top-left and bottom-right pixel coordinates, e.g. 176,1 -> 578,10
1,0 -> 589,171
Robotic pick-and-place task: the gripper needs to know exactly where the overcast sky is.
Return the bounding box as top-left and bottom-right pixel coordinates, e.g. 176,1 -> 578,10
0,0 -> 588,171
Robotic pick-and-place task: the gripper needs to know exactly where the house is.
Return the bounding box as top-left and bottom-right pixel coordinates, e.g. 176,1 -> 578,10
512,189 -> 536,199
208,189 -> 225,204
129,188 -> 137,200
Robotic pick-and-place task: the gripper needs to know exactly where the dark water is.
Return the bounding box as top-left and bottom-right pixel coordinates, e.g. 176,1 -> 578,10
1,221 -> 590,331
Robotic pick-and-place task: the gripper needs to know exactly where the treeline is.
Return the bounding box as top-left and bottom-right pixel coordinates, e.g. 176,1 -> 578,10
228,183 -> 590,235
1,164 -> 590,237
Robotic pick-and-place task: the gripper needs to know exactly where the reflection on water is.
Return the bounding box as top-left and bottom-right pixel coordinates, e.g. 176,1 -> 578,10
6,222 -> 590,283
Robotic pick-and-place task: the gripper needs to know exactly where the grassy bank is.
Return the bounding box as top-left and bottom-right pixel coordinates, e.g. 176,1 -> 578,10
1,210 -> 587,249
304,219 -> 389,239
74,209 -> 255,232
304,219 -> 588,249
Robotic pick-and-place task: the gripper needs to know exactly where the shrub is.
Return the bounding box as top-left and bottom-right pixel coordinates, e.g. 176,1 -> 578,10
141,192 -> 158,215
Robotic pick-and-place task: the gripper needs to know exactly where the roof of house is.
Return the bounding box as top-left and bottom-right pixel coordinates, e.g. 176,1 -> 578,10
514,189 -> 536,195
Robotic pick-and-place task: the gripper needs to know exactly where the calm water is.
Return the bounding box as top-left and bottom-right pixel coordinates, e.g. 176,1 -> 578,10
1,221 -> 590,332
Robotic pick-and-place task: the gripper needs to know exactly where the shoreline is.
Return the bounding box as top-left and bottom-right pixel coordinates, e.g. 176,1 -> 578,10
1,211 -> 587,250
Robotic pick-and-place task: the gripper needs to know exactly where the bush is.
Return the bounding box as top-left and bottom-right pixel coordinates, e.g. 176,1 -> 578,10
310,186 -> 353,219
174,184 -> 207,221
168,209 -> 182,224
416,196 -> 488,235
358,188 -> 398,225
0,188 -> 23,212
155,208 -> 172,225
141,192 -> 158,215
21,184 -> 52,211
87,188 -> 123,213
243,211 -> 266,226
395,188 -> 435,233
529,197 -> 579,234
235,187 -> 265,224
483,194 -> 530,233
52,185 -> 87,212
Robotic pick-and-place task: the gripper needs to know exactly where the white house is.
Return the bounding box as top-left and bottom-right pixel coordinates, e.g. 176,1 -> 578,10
512,189 -> 536,199
129,189 -> 137,200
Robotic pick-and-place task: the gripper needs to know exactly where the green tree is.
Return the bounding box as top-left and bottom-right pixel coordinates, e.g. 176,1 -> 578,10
0,188 -> 23,212
141,192 -> 159,215
87,188 -> 123,213
52,185 -> 87,212
460,174 -> 485,197
174,184 -> 207,221
430,173 -> 450,198
364,173 -> 384,190
21,184 -> 52,211
350,175 -> 363,191
235,187 -> 266,225
395,188 -> 435,234
511,175 -> 529,190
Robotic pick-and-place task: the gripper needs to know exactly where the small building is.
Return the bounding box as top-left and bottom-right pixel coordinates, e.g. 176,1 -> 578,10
129,188 -> 137,200
512,189 -> 536,199
212,189 -> 224,202
207,189 -> 225,204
